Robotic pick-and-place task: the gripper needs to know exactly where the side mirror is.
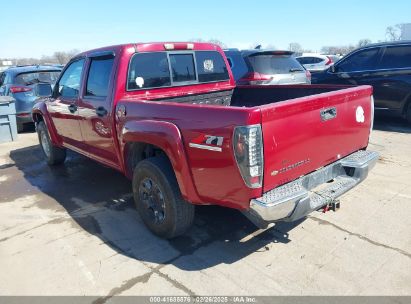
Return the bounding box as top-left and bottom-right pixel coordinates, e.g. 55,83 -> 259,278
35,83 -> 52,97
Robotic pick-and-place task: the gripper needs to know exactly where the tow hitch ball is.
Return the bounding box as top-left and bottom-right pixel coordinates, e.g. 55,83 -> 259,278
322,200 -> 340,213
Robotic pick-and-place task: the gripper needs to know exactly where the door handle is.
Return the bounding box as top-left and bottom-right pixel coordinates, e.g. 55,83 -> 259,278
320,107 -> 337,121
68,104 -> 77,113
339,73 -> 350,79
96,106 -> 108,117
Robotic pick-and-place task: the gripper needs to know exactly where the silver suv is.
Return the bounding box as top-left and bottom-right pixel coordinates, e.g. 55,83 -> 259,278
224,49 -> 311,85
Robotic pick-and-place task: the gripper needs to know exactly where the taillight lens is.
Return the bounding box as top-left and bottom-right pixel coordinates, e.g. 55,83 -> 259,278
305,70 -> 311,82
238,72 -> 272,85
233,125 -> 264,188
163,43 -> 194,50
370,95 -> 374,134
325,56 -> 333,65
10,86 -> 32,93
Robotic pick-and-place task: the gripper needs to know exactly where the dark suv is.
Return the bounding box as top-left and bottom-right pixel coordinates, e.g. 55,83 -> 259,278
0,65 -> 61,131
312,41 -> 411,123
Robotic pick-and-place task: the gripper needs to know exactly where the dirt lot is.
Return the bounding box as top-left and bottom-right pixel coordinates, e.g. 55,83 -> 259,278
0,117 -> 410,298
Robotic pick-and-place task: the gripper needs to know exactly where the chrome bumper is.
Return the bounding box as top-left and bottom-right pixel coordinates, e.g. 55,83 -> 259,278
245,150 -> 379,227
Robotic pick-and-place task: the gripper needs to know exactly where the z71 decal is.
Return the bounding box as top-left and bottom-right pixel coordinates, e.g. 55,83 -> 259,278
189,134 -> 224,152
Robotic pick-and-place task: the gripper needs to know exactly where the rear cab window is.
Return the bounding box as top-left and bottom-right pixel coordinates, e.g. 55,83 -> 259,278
196,51 -> 229,82
169,53 -> 196,83
127,50 -> 229,90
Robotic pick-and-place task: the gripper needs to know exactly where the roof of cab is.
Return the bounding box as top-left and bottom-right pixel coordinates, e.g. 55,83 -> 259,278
357,40 -> 411,49
76,42 -> 222,58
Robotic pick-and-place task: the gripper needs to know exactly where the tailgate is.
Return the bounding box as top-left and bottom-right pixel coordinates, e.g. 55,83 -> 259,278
260,85 -> 373,192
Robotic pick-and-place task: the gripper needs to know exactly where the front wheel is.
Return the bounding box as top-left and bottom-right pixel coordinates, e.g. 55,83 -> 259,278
37,121 -> 66,165
132,157 -> 195,239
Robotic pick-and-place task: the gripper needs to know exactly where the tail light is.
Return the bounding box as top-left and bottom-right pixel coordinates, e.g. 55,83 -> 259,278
10,86 -> 32,93
238,72 -> 272,85
164,43 -> 194,50
325,56 -> 333,65
305,70 -> 311,82
233,125 -> 264,188
370,95 -> 374,134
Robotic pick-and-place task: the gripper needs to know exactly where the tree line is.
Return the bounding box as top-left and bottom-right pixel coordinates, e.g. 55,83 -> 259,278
1,24 -> 406,66
1,49 -> 80,66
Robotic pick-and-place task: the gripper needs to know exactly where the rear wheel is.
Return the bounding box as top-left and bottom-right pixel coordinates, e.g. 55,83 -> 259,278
132,157 -> 195,239
37,121 -> 66,165
17,123 -> 24,133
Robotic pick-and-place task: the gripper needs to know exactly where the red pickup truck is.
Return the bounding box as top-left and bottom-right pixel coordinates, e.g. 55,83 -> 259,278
32,42 -> 378,238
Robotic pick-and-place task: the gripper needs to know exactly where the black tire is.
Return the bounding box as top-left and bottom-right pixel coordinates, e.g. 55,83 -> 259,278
406,103 -> 411,125
132,157 -> 195,239
37,121 -> 66,165
17,123 -> 24,133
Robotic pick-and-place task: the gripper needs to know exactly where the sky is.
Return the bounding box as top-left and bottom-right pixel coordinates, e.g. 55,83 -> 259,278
0,0 -> 410,58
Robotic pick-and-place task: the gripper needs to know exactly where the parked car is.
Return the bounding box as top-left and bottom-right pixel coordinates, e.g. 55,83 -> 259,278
32,42 -> 378,238
328,54 -> 343,62
296,54 -> 336,72
312,41 -> 411,123
0,65 -> 62,131
224,49 -> 311,85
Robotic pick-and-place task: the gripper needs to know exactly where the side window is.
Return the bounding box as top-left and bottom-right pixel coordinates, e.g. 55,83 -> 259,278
195,51 -> 229,83
296,57 -> 307,64
57,59 -> 85,98
304,57 -> 314,64
4,73 -> 12,85
85,56 -> 114,97
226,57 -> 233,68
336,48 -> 380,72
378,46 -> 411,70
128,52 -> 170,90
228,53 -> 249,81
0,73 -> 5,86
169,54 -> 196,82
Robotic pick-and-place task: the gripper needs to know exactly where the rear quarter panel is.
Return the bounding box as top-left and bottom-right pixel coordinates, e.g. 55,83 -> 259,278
116,100 -> 262,210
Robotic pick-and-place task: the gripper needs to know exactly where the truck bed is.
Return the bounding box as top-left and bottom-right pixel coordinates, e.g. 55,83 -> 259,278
230,85 -> 348,107
150,84 -> 352,108
120,84 -> 373,209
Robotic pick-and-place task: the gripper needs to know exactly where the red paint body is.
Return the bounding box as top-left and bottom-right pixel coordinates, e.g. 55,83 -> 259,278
32,43 -> 373,211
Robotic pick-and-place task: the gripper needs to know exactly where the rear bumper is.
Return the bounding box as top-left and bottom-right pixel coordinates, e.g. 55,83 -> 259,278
16,114 -> 33,125
245,150 -> 379,227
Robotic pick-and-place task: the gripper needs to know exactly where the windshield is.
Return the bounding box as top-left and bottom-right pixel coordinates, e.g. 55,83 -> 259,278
15,71 -> 61,86
247,55 -> 303,75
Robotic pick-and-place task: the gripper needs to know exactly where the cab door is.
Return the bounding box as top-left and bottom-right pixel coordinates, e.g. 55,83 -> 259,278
77,52 -> 118,167
371,45 -> 411,112
47,58 -> 85,148
330,47 -> 383,86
